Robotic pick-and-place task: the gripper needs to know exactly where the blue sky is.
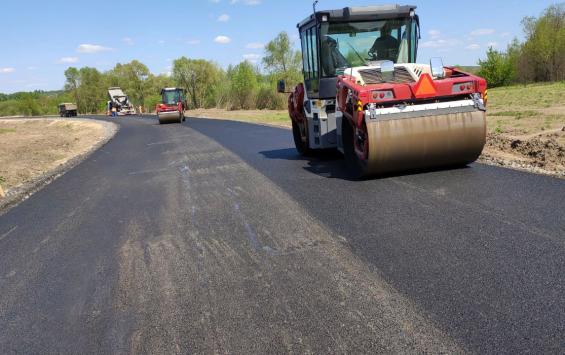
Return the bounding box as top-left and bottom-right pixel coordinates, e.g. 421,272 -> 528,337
0,0 -> 559,93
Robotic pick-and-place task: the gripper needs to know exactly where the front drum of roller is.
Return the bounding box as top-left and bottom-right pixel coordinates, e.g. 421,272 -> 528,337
158,111 -> 182,124
364,110 -> 486,175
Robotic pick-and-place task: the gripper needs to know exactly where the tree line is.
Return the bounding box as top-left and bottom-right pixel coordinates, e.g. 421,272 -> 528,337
2,5 -> 563,117
0,32 -> 301,116
478,3 -> 564,87
72,32 -> 300,114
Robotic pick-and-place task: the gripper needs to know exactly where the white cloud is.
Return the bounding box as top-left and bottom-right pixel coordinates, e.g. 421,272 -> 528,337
209,0 -> 220,2
465,44 -> 481,50
428,29 -> 441,39
77,44 -> 112,53
470,28 -> 495,36
27,66 -> 38,70
500,32 -> 511,38
243,53 -> 261,63
230,0 -> 261,5
217,14 -> 230,22
420,39 -> 460,49
246,42 -> 264,49
122,37 -> 134,45
487,42 -> 498,48
0,67 -> 15,73
187,39 -> 201,45
214,35 -> 231,44
59,57 -> 80,63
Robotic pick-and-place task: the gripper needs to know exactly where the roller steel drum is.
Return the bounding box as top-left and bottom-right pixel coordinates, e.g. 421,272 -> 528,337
158,111 -> 182,124
359,106 -> 486,175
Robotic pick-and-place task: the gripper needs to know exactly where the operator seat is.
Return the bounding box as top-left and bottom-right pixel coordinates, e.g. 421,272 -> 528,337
321,36 -> 348,76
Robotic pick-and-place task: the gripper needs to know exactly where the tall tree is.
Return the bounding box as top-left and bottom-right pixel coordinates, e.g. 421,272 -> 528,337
108,60 -> 150,106
262,32 -> 302,85
77,67 -> 105,113
230,61 -> 258,109
172,57 -> 222,108
64,67 -> 81,109
519,3 -> 565,82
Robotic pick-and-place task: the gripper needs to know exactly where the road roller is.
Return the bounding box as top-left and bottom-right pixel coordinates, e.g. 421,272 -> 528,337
156,88 -> 187,124
278,4 -> 487,176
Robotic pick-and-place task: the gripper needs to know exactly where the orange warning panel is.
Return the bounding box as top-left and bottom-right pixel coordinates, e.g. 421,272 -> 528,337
414,73 -> 437,98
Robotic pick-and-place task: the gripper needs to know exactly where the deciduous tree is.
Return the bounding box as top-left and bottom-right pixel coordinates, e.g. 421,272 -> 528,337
172,57 -> 222,108
263,32 -> 302,86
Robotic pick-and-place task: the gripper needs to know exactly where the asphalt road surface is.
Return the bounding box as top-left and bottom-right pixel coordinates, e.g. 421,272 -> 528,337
0,115 -> 563,354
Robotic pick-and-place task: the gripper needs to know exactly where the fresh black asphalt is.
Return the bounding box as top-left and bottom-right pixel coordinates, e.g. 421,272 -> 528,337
0,115 -> 563,353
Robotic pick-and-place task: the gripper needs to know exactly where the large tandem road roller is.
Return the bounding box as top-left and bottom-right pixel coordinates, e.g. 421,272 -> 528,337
156,88 -> 187,124
279,4 -> 487,176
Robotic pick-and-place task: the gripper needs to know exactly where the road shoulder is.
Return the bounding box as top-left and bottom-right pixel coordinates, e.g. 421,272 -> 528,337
0,117 -> 118,215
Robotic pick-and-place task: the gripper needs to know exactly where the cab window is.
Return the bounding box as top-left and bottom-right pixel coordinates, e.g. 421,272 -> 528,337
300,26 -> 320,95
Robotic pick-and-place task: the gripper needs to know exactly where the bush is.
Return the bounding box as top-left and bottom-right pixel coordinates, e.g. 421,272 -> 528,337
0,100 -> 21,116
144,94 -> 161,113
478,47 -> 517,87
229,62 -> 258,110
255,84 -> 286,110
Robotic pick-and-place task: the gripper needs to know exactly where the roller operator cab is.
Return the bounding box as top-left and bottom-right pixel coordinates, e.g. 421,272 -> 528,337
280,4 -> 488,176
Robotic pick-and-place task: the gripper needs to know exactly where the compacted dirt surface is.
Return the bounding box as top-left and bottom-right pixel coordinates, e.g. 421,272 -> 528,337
481,128 -> 564,177
0,116 -> 563,354
0,118 -> 116,201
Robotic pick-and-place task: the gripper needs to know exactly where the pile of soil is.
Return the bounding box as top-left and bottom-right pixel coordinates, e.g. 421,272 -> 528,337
481,128 -> 565,178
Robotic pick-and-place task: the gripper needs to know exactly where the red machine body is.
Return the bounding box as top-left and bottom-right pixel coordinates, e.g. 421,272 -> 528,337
336,67 -> 487,129
156,102 -> 185,115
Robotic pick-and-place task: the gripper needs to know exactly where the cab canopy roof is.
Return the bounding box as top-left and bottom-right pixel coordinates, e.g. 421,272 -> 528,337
298,4 -> 416,30
161,87 -> 184,94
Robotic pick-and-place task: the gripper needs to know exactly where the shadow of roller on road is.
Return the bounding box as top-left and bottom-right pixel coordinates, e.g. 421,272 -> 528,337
259,148 -> 356,180
259,147 -> 472,181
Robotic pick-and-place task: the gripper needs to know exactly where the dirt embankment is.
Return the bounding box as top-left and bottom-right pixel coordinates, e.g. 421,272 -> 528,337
0,118 -> 117,206
481,128 -> 564,177
479,82 -> 565,178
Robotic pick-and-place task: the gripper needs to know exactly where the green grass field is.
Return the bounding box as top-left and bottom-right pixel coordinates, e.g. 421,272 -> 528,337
487,82 -> 565,135
183,81 -> 565,143
185,108 -> 292,127
194,82 -> 564,136
488,81 -> 565,110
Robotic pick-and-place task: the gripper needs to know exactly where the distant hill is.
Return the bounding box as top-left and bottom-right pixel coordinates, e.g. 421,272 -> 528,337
0,90 -> 64,99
